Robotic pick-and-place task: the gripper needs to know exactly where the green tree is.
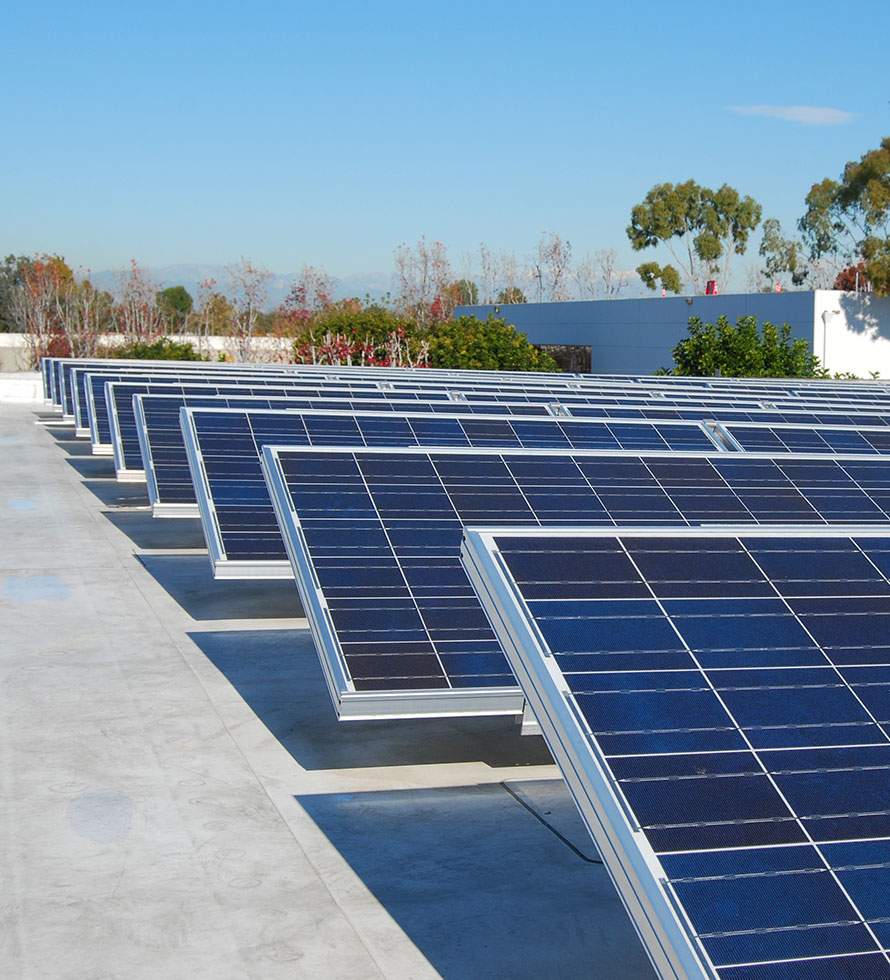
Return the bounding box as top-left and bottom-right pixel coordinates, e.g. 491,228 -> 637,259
799,137 -> 890,295
495,285 -> 526,304
758,218 -> 808,288
293,299 -> 413,346
636,261 -> 682,294
667,314 -> 818,377
426,315 -> 559,371
156,285 -> 193,330
627,179 -> 762,294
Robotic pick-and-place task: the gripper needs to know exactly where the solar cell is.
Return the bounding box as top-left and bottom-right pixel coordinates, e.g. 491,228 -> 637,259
184,412 -> 721,575
461,526 -> 890,980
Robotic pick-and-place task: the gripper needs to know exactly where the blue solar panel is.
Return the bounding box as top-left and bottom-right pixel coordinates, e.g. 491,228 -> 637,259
125,387 -> 554,481
215,442 -> 890,578
723,423 -> 890,455
183,412 -> 720,573
461,527 -> 890,980
137,396 -> 554,508
98,373 -> 400,453
75,362 -> 291,431
259,446 -> 890,719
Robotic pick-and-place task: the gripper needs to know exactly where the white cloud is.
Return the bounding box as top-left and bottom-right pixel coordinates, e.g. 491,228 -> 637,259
728,105 -> 857,126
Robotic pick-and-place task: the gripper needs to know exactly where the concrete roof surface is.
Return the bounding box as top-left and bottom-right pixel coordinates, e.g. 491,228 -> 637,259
0,400 -> 655,980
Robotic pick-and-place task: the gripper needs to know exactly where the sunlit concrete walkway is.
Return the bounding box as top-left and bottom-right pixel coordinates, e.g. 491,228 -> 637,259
0,398 -> 655,980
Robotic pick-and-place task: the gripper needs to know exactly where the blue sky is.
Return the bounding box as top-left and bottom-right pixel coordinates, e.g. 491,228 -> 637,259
2,0 -> 887,290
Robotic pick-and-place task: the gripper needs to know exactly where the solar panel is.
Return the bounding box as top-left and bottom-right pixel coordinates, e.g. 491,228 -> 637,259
137,397 -> 558,508
93,370 -> 374,448
568,403 -> 890,428
123,384 -> 822,481
184,412 -> 722,575
121,383 -> 560,477
108,381 -> 438,473
721,422 -> 890,455
63,358 -> 290,421
462,526 -> 890,980
101,371 -> 691,459
258,446 -> 890,720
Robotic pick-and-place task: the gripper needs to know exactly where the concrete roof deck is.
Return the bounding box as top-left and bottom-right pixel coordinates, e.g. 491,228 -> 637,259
0,398 -> 654,980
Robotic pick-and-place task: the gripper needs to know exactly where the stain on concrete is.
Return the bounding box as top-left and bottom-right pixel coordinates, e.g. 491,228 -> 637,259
2,573 -> 70,602
67,789 -> 133,843
7,498 -> 37,510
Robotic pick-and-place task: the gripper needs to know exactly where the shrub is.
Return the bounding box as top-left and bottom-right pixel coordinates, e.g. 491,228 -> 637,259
112,337 -> 208,361
426,315 -> 560,372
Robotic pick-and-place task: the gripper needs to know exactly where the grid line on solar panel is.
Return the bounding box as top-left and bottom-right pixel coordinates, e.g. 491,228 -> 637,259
114,375 -> 657,463
87,362 -> 890,442
136,394 -> 569,506
60,359 -> 279,418
184,413 -> 728,573
100,374 -> 420,456
460,526 -> 890,980
130,389 -> 561,480
136,393 -> 890,476
54,355 -> 890,411
131,388 -> 890,497
74,362 -> 300,429
64,356 -> 890,452
202,441 -> 890,579
256,444 -> 890,722
719,422 -> 890,456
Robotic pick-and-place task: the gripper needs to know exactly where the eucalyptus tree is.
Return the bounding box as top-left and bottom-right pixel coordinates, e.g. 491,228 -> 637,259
627,179 -> 762,294
799,136 -> 890,295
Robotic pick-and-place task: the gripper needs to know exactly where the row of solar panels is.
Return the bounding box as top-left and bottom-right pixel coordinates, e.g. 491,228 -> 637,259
45,354 -> 890,421
43,356 -> 890,980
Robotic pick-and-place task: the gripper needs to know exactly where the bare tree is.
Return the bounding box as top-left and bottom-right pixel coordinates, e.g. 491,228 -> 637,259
393,237 -> 452,326
112,260 -> 164,342
69,270 -> 110,355
595,248 -> 631,298
225,258 -> 272,361
807,256 -> 847,290
744,262 -> 770,294
572,248 -> 631,300
498,250 -> 524,301
279,265 -> 338,330
530,232 -> 573,302
474,243 -> 497,304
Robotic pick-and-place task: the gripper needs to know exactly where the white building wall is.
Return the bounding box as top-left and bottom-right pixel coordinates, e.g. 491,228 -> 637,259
0,334 -> 293,372
815,290 -> 890,378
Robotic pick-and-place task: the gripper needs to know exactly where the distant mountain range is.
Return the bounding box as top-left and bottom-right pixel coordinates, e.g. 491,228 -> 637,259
88,264 -> 393,310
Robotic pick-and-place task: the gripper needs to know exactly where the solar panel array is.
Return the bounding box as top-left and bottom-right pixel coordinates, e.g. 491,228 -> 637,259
462,526 -> 890,980
39,354 -> 890,980
124,386 -> 551,483
182,409 -> 723,572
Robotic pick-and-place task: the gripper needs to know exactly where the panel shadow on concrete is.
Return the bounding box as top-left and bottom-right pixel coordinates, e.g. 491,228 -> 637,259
138,554 -> 302,620
104,511 -> 208,550
66,455 -> 117,478
56,438 -> 95,456
82,479 -> 150,508
296,784 -> 655,980
189,628 -> 554,771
